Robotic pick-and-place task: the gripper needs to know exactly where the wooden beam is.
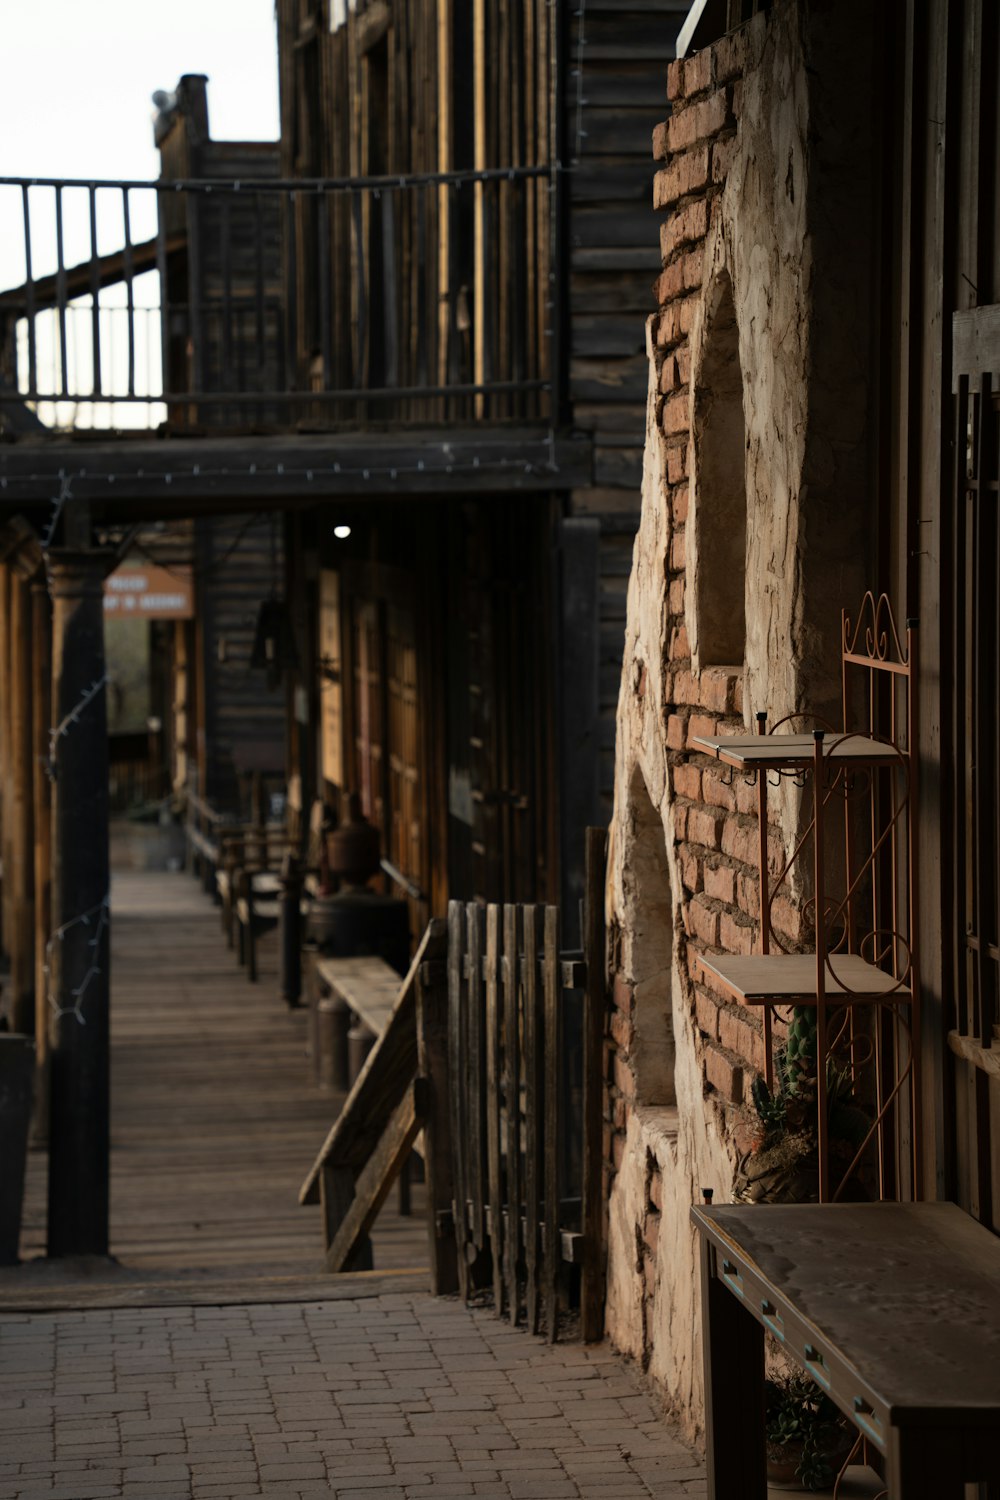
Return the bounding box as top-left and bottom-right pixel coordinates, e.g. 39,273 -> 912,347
416,947 -> 459,1294
323,1078 -> 427,1272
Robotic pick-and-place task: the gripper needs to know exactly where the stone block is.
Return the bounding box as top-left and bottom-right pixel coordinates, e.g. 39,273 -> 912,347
672,762 -> 701,801
704,1044 -> 744,1104
665,89 -> 732,155
686,806 -> 725,851
703,862 -> 735,905
688,896 -> 720,947
653,147 -> 710,212
660,198 -> 709,264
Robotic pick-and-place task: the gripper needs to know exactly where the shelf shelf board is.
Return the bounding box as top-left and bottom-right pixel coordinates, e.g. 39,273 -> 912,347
691,732 -> 903,769
696,951 -> 913,1004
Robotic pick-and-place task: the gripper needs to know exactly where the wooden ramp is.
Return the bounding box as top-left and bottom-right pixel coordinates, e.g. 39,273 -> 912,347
16,867 -> 429,1282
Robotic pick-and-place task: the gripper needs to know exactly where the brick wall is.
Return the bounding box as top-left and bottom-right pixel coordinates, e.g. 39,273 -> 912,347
604,13 -> 786,1235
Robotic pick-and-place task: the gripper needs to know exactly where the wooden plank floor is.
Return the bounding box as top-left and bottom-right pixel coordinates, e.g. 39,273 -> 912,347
17,868 -> 429,1283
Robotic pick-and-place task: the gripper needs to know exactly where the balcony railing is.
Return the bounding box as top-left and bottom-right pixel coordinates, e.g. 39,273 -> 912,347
0,167 -> 558,434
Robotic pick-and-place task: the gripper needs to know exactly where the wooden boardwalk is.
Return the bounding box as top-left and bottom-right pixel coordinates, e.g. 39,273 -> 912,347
16,867 -> 429,1286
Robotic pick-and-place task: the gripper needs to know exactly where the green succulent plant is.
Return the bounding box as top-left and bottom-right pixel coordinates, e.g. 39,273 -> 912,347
765,1374 -> 852,1491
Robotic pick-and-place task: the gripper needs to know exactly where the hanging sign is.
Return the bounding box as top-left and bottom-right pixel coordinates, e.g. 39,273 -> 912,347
104,564 -> 194,619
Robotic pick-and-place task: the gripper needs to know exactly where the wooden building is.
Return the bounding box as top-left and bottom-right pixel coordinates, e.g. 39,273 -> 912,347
0,1 -> 687,1253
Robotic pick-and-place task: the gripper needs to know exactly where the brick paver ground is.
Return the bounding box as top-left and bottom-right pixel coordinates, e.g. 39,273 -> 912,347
0,1291 -> 706,1500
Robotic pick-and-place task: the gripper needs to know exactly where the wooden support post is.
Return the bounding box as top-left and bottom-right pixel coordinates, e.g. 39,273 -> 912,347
417,952 -> 459,1295
31,577 -> 52,1143
46,549 -> 111,1259
9,573 -> 36,1037
700,1236 -> 766,1499
0,564 -> 12,966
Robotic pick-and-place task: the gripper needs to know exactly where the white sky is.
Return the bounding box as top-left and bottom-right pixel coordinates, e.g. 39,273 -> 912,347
1,0 -> 280,182
1,0 -> 281,422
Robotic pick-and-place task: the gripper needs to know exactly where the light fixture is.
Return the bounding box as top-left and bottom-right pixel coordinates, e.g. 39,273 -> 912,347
334,524 -> 352,540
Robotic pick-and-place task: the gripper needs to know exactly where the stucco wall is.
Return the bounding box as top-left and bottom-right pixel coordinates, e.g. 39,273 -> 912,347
603,0 -> 876,1440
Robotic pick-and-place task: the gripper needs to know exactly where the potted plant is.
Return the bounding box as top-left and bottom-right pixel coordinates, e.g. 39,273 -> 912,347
733,1007 -> 872,1205
765,1373 -> 855,1491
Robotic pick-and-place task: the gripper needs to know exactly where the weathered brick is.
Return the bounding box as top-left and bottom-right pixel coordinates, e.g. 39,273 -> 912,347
611,1130 -> 627,1172
712,19 -> 759,85
671,482 -> 690,526
735,776 -> 759,816
701,771 -> 736,812
680,845 -> 702,893
673,803 -> 688,840
658,350 -> 681,394
613,972 -> 635,1018
656,295 -> 698,344
687,711 -> 719,746
683,47 -> 713,97
662,389 -> 690,438
711,134 -> 738,185
695,991 -> 719,1040
665,87 -> 732,154
666,58 -> 685,103
688,896 -> 720,947
672,762 -> 701,801
666,443 -> 689,486
718,1006 -> 765,1075
614,1053 -> 636,1102
652,120 -> 669,161
668,578 -> 686,614
666,713 -> 687,751
643,1210 -> 661,1257
613,1094 -> 628,1131
772,894 -> 807,944
669,527 -> 687,571
610,1008 -> 634,1053
672,668 -> 699,706
687,806 -> 725,851
721,815 -> 758,868
703,862 -> 735,905
669,621 -> 691,662
653,146 -> 710,212
719,910 -> 755,955
660,198 -> 709,264
704,1045 -> 744,1103
699,668 -> 737,715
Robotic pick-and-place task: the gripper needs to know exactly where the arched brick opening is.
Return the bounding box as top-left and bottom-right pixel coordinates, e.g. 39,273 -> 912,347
621,766 -> 675,1106
691,269 -> 747,670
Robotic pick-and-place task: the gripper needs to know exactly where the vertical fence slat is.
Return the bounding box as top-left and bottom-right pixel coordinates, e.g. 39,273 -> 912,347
543,903 -> 560,1341
581,828 -> 607,1342
447,900 -> 470,1300
485,903 -> 505,1314
121,187 -> 136,397
20,186 -> 38,398
522,904 -> 542,1334
318,191 -> 332,392
284,191 -> 298,393
88,185 -> 102,396
155,187 -> 171,408
418,942 -> 459,1296
467,902 -> 487,1254
220,197 -> 234,394
54,187 -> 69,398
254,192 -> 267,378
503,902 -> 522,1323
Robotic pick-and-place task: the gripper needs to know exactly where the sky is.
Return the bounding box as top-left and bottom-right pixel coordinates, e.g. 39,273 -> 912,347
1,0 -> 280,182
1,0 -> 282,422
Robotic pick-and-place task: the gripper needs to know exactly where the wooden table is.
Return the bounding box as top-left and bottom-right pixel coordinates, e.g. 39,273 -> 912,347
691,1202 -> 1000,1498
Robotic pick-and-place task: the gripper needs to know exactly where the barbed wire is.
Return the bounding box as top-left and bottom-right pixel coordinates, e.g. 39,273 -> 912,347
43,894 -> 109,1027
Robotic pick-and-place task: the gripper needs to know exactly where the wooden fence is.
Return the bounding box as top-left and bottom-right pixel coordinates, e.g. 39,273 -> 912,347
300,827 -> 607,1343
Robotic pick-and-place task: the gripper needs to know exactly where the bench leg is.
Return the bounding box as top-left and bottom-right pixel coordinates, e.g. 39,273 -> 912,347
397,1152 -> 411,1216
700,1237 -> 765,1500
237,918 -> 246,968
889,1429 -> 965,1499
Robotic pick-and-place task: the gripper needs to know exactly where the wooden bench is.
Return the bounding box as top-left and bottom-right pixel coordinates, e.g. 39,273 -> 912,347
692,1200 -> 1000,1498
301,923 -> 447,1272
312,955 -> 404,1089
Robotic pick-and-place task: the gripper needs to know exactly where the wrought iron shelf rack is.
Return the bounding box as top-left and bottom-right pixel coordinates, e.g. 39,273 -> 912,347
689,595 -> 921,1203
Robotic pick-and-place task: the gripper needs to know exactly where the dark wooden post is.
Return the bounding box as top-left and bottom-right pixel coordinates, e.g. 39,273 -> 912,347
46,549 -> 111,1258
8,571 -> 36,1037
0,563 -> 12,964
581,826 -> 607,1343
31,577 -> 53,1144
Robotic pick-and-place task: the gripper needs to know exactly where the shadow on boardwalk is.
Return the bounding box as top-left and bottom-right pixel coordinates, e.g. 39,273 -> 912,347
13,867 -> 428,1296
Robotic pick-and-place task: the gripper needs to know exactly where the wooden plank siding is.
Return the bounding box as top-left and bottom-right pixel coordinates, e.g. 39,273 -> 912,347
198,513 -> 287,811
